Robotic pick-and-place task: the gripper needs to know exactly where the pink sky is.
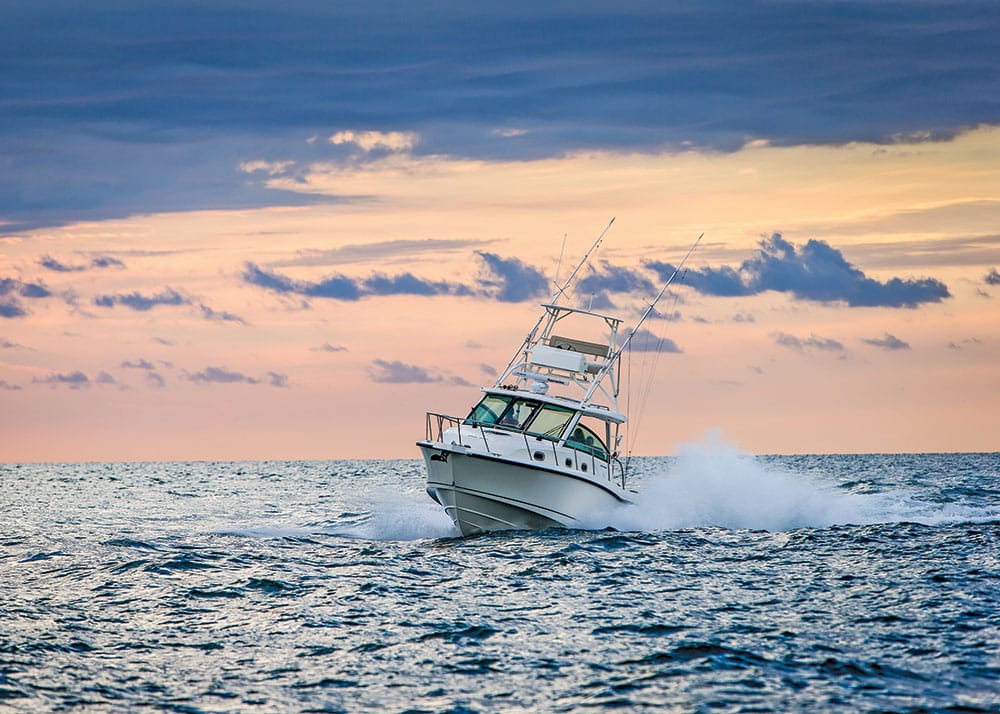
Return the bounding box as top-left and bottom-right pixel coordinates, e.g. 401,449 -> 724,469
2,128 -> 998,462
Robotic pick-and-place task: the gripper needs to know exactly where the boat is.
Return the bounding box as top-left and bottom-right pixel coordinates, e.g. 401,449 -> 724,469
417,221 -> 700,536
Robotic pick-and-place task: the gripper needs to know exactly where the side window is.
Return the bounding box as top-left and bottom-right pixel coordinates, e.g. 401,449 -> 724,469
565,416 -> 609,460
525,405 -> 574,440
465,395 -> 512,425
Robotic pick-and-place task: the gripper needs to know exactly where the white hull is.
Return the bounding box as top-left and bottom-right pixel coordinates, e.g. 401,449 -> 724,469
419,441 -> 630,536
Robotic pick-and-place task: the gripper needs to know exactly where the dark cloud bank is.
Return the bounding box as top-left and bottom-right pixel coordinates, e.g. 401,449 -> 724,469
2,1 -> 998,231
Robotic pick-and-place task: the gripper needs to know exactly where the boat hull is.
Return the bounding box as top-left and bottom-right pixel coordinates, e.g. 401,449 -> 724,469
418,442 -> 629,536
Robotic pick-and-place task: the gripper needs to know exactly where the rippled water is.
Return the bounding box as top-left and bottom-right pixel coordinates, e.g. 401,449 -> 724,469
2,443 -> 999,712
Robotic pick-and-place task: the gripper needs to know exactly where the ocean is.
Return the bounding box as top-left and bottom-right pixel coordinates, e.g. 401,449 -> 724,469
1,442 -> 998,712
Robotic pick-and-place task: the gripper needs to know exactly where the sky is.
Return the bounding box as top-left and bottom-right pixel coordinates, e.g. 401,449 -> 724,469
1,0 -> 999,462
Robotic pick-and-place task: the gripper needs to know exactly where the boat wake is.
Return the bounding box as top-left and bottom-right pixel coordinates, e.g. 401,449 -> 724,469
580,432 -> 999,533
336,491 -> 459,541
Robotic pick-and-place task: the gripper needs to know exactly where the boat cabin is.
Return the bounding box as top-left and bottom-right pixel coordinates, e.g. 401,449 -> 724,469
464,390 -> 620,462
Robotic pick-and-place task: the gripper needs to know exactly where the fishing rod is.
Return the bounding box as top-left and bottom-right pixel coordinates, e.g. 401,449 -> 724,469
582,232 -> 703,403
494,217 -> 616,387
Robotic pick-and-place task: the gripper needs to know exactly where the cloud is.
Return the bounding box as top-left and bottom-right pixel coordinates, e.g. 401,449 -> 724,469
648,234 -> 951,308
38,256 -> 86,273
476,252 -> 549,303
367,359 -> 473,385
243,252 -> 519,303
199,304 -> 246,324
184,366 -> 287,387
0,379 -> 22,391
91,256 -> 125,269
94,287 -> 189,311
862,332 -> 911,351
147,372 -> 166,388
186,366 -> 259,385
267,371 -> 289,388
0,299 -> 27,318
623,328 -> 682,354
313,343 -> 347,353
772,331 -> 845,352
38,255 -> 125,272
2,3 -> 999,232
33,370 -> 91,389
1,337 -> 26,349
362,272 -> 470,298
269,238 -> 492,269
368,359 -> 441,384
576,263 -> 655,298
985,268 -> 1000,286
480,363 -> 498,377
239,160 -> 295,176
152,337 -> 174,346
121,358 -> 156,370
1,276 -> 54,317
329,130 -> 418,153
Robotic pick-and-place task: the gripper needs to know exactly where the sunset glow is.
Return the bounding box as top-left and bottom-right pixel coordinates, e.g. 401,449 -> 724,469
2,3 -> 998,461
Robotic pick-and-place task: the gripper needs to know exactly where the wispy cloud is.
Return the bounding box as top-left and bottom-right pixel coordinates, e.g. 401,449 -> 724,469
244,252 -> 528,303
269,239 -> 491,269
38,255 -> 124,272
0,379 -> 22,391
313,343 -> 347,353
772,331 -> 845,352
862,332 -> 911,351
94,287 -> 189,311
367,359 -> 472,385
33,370 -> 92,389
368,359 -> 440,384
648,234 -> 950,308
185,365 -> 288,387
985,268 -> 1000,286
121,358 -> 156,370
329,130 -> 419,153
198,304 -> 246,324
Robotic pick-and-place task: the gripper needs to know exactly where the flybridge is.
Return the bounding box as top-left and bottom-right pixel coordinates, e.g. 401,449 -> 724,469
493,221 -> 703,413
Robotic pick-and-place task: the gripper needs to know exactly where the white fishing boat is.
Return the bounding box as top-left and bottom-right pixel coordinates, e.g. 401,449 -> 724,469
418,221 -> 700,536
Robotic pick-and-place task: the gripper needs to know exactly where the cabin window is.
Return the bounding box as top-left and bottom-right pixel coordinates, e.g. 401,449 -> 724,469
565,416 -> 609,460
465,394 -> 513,425
525,405 -> 575,440
497,399 -> 540,429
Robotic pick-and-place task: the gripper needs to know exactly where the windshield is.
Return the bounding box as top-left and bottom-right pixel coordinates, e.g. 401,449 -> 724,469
524,404 -> 575,440
465,394 -> 513,425
497,399 -> 540,429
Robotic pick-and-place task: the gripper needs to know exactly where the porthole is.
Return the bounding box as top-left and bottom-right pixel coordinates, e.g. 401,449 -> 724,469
533,451 -> 545,461
581,463 -> 588,472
